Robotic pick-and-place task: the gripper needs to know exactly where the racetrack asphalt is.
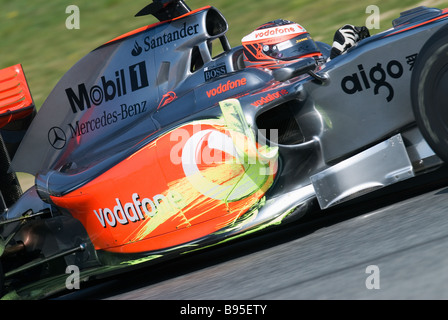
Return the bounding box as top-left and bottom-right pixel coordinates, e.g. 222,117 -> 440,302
55,167 -> 448,300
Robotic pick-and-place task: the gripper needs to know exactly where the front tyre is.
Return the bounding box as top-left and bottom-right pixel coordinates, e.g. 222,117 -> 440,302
412,25 -> 448,163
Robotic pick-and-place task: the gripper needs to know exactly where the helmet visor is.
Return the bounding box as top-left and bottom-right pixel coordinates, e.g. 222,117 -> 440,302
264,33 -> 320,60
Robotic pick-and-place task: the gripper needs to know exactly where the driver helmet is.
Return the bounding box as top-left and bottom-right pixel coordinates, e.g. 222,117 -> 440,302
241,19 -> 322,69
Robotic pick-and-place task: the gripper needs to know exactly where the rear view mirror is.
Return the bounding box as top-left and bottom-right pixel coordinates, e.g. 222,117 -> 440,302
273,57 -> 317,82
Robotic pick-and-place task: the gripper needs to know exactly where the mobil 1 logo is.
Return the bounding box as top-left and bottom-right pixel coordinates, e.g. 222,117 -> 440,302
65,61 -> 149,114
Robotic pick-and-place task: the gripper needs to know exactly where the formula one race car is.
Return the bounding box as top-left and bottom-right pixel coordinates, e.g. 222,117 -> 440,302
2,0 -> 448,299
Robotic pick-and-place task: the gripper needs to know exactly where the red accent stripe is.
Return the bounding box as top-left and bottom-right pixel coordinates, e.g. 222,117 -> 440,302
386,11 -> 448,37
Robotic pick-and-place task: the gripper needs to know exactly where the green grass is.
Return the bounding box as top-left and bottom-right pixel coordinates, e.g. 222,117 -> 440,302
1,0 -> 446,189
1,0 -> 445,109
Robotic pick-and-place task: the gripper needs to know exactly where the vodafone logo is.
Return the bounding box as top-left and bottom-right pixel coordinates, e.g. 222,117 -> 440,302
242,24 -> 306,42
255,26 -> 296,38
206,78 -> 247,98
93,191 -> 185,228
251,89 -> 288,107
181,129 -> 267,202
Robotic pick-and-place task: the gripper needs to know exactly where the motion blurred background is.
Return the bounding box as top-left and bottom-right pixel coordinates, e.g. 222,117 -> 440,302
0,0 -> 445,188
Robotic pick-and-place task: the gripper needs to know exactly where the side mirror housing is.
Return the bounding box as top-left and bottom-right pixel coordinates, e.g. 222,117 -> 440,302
273,57 -> 317,82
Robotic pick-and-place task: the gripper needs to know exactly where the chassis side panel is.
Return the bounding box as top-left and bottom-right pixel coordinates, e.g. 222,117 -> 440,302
308,21 -> 446,163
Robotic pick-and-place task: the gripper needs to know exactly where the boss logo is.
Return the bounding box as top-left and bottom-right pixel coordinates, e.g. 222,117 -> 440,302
341,60 -> 404,102
204,65 -> 227,81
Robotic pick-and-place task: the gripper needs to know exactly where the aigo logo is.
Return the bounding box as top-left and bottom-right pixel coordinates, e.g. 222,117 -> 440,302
341,60 -> 404,102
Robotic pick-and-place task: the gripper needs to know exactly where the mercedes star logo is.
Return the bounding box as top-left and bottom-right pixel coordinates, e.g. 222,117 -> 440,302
48,126 -> 67,149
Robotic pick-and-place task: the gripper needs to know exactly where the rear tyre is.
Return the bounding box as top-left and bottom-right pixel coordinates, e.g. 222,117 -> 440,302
412,25 -> 448,163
